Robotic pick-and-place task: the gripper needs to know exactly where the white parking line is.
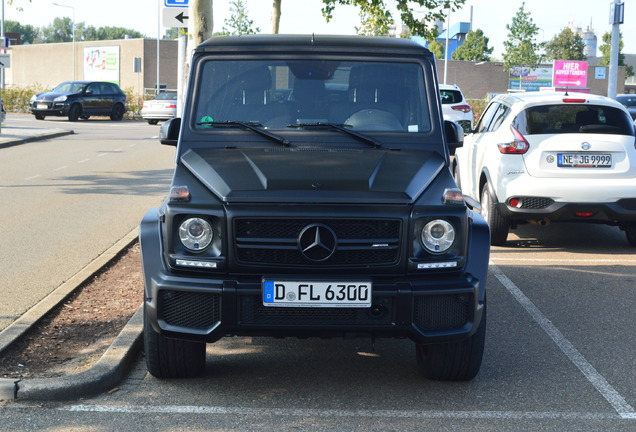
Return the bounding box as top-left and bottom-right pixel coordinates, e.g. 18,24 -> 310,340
55,404 -> 625,420
490,263 -> 636,419
492,257 -> 634,264
25,174 -> 40,180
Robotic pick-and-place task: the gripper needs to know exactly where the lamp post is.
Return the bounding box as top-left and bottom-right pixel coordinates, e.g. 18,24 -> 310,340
52,2 -> 76,80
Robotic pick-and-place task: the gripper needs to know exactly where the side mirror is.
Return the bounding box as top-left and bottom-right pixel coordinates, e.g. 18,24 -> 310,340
160,117 -> 181,146
444,120 -> 464,156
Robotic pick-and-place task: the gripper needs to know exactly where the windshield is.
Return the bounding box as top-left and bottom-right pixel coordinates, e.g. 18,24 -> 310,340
513,104 -> 635,136
193,59 -> 430,132
52,82 -> 87,94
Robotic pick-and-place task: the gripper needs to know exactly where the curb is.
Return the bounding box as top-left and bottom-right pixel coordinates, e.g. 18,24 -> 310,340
0,129 -> 75,150
0,228 -> 143,401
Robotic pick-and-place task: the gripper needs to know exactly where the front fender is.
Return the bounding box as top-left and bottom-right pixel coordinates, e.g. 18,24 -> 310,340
139,208 -> 166,300
465,209 -> 490,303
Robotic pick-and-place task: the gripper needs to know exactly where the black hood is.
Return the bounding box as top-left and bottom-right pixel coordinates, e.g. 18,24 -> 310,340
180,147 -> 445,204
35,92 -> 81,100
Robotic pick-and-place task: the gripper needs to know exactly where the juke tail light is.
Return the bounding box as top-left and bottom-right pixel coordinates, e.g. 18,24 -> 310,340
498,125 -> 529,154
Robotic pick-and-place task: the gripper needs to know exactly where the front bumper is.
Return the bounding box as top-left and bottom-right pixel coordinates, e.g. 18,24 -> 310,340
30,101 -> 70,117
139,209 -> 489,346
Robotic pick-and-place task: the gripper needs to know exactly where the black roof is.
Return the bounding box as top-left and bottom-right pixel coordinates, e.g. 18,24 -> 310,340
196,34 -> 431,57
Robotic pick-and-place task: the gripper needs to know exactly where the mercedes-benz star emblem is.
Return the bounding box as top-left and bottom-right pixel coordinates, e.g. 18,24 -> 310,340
298,224 -> 337,262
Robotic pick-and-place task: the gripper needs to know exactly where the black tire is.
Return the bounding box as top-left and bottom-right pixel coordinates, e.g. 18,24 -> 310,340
416,296 -> 486,381
143,304 -> 207,379
480,183 -> 509,246
624,224 -> 636,247
68,104 -> 81,122
147,119 -> 159,125
35,114 -> 45,120
110,104 -> 125,121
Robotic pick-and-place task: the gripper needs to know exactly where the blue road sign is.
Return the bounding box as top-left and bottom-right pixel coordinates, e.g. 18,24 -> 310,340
165,0 -> 188,7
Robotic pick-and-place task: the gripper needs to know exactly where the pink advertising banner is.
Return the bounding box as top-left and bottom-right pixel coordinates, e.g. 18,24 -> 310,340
553,60 -> 588,88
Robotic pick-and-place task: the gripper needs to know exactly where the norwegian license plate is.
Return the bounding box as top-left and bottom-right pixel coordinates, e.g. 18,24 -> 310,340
557,153 -> 612,168
263,280 -> 372,308
36,103 -> 48,109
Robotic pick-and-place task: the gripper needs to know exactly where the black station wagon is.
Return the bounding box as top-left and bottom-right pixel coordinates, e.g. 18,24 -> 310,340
29,80 -> 127,121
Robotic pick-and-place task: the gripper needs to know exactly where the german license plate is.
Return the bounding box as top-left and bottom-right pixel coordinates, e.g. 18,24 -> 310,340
263,280 -> 371,308
36,103 -> 48,109
557,153 -> 612,167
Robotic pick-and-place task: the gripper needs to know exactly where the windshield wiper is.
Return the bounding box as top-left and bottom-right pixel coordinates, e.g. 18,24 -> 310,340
196,120 -> 290,147
287,122 -> 382,149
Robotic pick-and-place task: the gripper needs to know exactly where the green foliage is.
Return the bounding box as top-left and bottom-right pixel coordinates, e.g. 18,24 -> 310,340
467,97 -> 489,124
321,0 -> 467,40
452,29 -> 493,61
4,19 -> 38,44
221,0 -> 261,35
356,4 -> 392,36
544,27 -> 586,61
502,2 -> 543,72
598,31 -> 634,78
2,84 -> 48,113
122,87 -> 143,119
427,39 -> 444,60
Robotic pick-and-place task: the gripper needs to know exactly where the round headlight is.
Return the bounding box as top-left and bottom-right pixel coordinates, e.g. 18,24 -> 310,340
179,218 -> 213,252
421,219 -> 455,253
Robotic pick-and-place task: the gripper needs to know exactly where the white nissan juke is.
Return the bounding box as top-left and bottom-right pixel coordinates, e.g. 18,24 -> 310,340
454,91 -> 636,246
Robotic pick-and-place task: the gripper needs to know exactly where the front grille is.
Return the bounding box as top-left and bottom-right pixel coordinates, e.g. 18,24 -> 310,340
518,197 -> 554,209
159,290 -> 221,330
234,218 -> 401,267
413,294 -> 472,331
240,295 -> 394,326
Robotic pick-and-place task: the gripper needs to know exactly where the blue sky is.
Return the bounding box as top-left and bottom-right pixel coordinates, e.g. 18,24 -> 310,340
5,0 -> 634,58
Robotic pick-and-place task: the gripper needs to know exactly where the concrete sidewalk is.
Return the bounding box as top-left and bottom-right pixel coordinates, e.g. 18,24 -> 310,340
0,126 -> 144,402
0,124 -> 75,148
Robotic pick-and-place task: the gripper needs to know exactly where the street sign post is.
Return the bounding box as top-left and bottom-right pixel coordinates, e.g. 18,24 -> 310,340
162,7 -> 189,27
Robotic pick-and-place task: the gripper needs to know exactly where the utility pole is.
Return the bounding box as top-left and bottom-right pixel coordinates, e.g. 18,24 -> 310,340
607,0 -> 624,98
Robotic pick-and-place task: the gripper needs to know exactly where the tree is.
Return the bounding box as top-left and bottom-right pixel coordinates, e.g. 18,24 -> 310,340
38,17 -> 73,43
598,31 -> 634,78
452,29 -> 493,61
544,27 -> 586,61
502,2 -> 543,72
321,0 -> 466,41
272,0 -> 282,34
427,39 -> 444,59
4,20 -> 38,44
356,3 -> 392,36
221,0 -> 260,35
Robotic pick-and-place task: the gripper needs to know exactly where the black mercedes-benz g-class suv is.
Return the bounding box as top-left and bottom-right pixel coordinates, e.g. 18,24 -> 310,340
140,34 -> 490,381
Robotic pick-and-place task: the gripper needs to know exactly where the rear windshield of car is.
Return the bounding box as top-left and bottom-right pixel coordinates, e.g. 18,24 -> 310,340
512,104 -> 635,136
192,59 -> 431,133
440,89 -> 462,104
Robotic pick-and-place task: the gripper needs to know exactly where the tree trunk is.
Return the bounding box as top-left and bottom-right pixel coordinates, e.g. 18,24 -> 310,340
183,0 -> 213,103
271,0 -> 281,34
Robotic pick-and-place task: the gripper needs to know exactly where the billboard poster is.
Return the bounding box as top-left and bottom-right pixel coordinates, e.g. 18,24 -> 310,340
553,60 -> 588,88
83,46 -> 120,84
508,66 -> 553,92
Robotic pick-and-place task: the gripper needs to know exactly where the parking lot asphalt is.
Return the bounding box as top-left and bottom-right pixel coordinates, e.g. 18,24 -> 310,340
0,124 -> 143,402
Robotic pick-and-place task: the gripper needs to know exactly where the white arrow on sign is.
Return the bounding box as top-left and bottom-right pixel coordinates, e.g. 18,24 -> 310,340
162,7 -> 189,28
